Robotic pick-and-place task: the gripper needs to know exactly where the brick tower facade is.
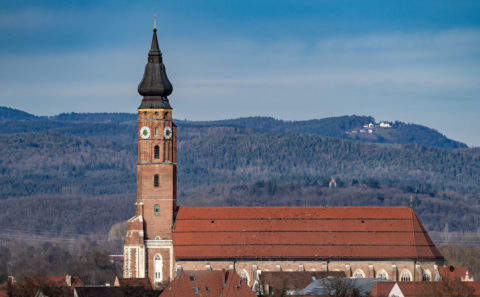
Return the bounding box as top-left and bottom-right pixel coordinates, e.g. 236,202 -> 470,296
124,24 -> 177,286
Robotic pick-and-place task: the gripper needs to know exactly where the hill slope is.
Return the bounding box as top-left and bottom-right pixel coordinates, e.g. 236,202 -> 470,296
0,107 -> 478,237
0,107 -> 467,149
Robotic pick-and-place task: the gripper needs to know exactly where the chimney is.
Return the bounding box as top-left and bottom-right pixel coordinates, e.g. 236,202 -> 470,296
66,275 -> 72,287
176,265 -> 183,277
135,202 -> 145,216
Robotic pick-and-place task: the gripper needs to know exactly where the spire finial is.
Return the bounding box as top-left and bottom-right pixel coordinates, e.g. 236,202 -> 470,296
154,13 -> 157,30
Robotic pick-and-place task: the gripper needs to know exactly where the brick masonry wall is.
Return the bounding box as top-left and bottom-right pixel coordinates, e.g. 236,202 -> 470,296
175,259 -> 443,286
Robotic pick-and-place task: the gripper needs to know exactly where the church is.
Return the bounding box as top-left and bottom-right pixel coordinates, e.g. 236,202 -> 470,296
123,26 -> 445,288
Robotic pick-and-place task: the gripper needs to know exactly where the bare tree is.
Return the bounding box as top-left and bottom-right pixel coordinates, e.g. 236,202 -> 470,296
321,278 -> 363,297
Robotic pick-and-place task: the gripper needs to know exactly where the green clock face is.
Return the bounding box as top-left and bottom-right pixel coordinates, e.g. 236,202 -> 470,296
164,126 -> 172,140
140,126 -> 151,139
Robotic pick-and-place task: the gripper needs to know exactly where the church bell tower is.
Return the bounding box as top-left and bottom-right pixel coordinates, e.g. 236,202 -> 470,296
124,22 -> 177,286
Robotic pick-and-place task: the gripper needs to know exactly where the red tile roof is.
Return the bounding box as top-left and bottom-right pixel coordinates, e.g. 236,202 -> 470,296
159,270 -> 256,297
369,282 -> 395,297
396,281 -> 480,297
0,276 -> 84,297
438,266 -> 472,281
115,277 -> 153,290
173,206 -> 443,260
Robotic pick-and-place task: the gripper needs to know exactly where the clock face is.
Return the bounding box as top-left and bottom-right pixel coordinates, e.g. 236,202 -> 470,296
164,126 -> 172,140
140,126 -> 151,139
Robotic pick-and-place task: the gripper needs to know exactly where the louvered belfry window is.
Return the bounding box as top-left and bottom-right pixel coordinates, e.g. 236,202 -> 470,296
154,174 -> 159,187
154,145 -> 160,159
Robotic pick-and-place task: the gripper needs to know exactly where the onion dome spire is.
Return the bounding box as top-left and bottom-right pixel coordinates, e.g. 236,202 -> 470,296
138,17 -> 173,109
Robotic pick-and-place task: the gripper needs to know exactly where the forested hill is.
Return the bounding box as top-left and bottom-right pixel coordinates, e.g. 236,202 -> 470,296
0,106 -> 37,120
0,107 -> 466,149
177,116 -> 467,149
0,106 -> 478,237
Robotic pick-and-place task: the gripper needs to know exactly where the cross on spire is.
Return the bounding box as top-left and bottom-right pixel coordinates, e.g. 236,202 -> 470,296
154,13 -> 157,30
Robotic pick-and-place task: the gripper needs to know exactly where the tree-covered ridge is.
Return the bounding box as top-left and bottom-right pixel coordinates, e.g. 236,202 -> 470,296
0,106 -> 467,149
178,131 -> 479,192
3,128 -> 474,198
178,115 -> 466,149
0,107 -> 37,120
0,106 -> 478,236
0,132 -> 136,198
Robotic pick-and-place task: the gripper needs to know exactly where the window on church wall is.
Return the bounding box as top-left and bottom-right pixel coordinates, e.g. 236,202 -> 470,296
154,204 -> 160,216
155,127 -> 159,136
154,254 -> 162,282
353,269 -> 365,278
376,270 -> 388,280
239,269 -> 249,285
154,174 -> 159,187
400,270 -> 412,282
422,269 -> 431,281
154,145 -> 160,159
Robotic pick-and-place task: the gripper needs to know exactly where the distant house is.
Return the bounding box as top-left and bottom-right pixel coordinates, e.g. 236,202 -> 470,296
0,275 -> 84,297
74,286 -> 124,297
379,121 -> 392,128
328,177 -> 337,188
160,270 -> 256,297
436,265 -> 474,282
74,286 -> 161,297
75,278 -> 160,297
113,276 -> 153,289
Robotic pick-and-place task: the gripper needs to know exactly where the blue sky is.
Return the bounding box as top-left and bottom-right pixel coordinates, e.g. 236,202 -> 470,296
1,0 -> 479,146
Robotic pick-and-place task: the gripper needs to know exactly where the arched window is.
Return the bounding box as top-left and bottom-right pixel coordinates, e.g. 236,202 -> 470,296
154,174 -> 159,187
400,270 -> 412,282
154,254 -> 162,282
422,269 -> 431,281
376,269 -> 388,280
154,204 -> 160,216
154,145 -> 160,159
239,269 -> 250,285
353,269 -> 365,278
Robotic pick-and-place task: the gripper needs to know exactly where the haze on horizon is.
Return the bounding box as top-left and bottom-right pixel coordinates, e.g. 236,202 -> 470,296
0,0 -> 479,146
